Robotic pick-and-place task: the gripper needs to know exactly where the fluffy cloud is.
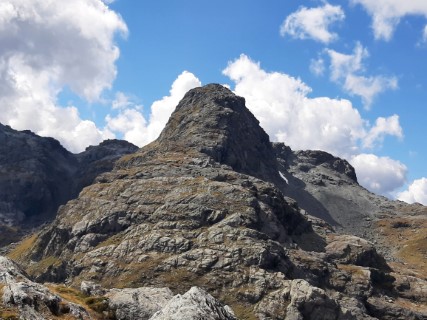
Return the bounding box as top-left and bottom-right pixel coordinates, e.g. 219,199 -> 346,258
352,0 -> 427,41
0,0 -> 127,152
310,58 -> 325,76
398,178 -> 427,205
223,54 -> 405,195
326,43 -> 398,108
363,115 -> 403,148
106,71 -> 201,147
424,25 -> 427,42
280,3 -> 345,43
112,91 -> 137,110
351,154 -> 407,196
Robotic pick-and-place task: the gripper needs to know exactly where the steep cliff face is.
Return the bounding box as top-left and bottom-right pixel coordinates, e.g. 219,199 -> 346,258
10,84 -> 427,319
156,84 -> 278,180
76,139 -> 139,190
0,123 -> 138,245
0,124 -> 77,227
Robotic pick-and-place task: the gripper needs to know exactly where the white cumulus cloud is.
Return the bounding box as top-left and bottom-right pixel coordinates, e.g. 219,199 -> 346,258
398,178 -> 427,205
106,71 -> 201,147
112,91 -> 138,110
363,115 -> 403,148
223,54 -> 405,195
0,0 -> 127,152
351,154 -> 407,196
280,3 -> 345,43
326,43 -> 398,108
352,0 -> 427,41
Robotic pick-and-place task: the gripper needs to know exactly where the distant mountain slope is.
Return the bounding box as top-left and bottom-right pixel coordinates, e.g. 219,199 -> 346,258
0,123 -> 138,245
273,143 -> 427,260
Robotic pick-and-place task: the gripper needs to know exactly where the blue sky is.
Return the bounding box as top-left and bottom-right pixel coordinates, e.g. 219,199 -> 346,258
1,0 -> 427,203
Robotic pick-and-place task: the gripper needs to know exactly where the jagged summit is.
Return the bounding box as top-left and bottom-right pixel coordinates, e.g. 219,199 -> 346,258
157,84 -> 278,179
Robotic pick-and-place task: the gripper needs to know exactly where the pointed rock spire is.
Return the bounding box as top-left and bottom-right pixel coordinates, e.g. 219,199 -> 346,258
157,84 -> 277,179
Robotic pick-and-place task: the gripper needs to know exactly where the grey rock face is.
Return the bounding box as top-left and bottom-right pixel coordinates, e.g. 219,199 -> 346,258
0,124 -> 77,227
274,142 -> 376,230
150,286 -> 236,320
256,279 -> 377,320
107,287 -> 174,320
0,122 -> 137,245
325,235 -> 390,271
157,84 -> 278,181
0,256 -> 88,319
76,139 -> 139,188
273,142 -> 417,241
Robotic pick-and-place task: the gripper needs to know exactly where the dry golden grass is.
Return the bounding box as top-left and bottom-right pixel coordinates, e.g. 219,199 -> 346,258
394,297 -> 427,314
337,264 -> 369,278
95,233 -> 124,249
7,233 -> 38,262
25,256 -> 62,277
158,268 -> 203,293
221,293 -> 258,320
0,306 -> 19,320
375,215 -> 427,278
47,284 -> 87,305
47,284 -> 112,320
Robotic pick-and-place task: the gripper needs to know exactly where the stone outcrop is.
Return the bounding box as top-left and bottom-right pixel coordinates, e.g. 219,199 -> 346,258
107,286 -> 174,320
150,286 -> 236,320
325,235 -> 390,270
0,256 -> 89,319
1,255 -> 236,320
156,84 -> 278,181
256,278 -> 375,320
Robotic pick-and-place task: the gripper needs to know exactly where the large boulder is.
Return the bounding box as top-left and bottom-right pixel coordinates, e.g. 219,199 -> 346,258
107,287 -> 174,320
150,286 -> 236,320
0,256 -> 88,319
325,235 -> 390,271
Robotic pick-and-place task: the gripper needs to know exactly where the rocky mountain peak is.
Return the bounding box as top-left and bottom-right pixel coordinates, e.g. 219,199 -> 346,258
157,84 -> 278,179
4,84 -> 427,319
